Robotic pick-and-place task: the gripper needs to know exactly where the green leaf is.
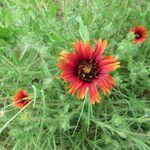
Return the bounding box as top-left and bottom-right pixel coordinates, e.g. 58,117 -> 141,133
76,16 -> 89,41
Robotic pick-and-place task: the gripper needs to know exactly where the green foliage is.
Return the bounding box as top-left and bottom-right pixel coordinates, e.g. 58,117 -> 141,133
0,0 -> 150,150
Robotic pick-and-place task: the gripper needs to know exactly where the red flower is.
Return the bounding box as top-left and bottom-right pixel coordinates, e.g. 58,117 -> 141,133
131,26 -> 148,43
57,40 -> 120,104
13,89 -> 31,109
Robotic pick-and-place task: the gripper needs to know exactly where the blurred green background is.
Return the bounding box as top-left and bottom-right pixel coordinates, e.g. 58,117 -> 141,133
0,0 -> 150,149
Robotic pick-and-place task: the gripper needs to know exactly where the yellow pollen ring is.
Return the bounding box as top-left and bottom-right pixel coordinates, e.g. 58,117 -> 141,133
82,66 -> 92,73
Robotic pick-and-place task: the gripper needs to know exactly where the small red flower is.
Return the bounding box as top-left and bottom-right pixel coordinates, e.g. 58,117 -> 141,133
131,26 -> 148,43
13,89 -> 31,109
57,40 -> 120,104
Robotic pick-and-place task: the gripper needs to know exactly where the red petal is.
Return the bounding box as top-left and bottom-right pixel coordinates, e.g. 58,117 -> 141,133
13,89 -> 31,109
100,62 -> 120,73
89,85 -> 101,104
60,72 -> 77,82
100,56 -> 120,73
68,81 -> 82,94
73,41 -> 93,59
100,56 -> 118,65
93,40 -> 107,59
77,84 -> 88,99
14,90 -> 28,100
97,74 -> 116,95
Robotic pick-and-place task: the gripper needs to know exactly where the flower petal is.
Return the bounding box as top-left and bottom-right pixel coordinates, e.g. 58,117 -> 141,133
89,84 -> 101,104
77,84 -> 88,100
13,89 -> 31,109
57,53 -> 78,70
59,72 -> 77,82
68,81 -> 82,94
73,41 -> 93,59
97,74 -> 116,95
93,39 -> 107,59
59,50 -> 70,60
100,56 -> 120,73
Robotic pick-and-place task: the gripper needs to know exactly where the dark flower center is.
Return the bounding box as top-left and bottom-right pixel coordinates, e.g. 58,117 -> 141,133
135,32 -> 142,39
77,60 -> 99,82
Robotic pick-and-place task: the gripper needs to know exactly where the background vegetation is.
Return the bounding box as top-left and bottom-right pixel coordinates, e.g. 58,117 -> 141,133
0,0 -> 150,149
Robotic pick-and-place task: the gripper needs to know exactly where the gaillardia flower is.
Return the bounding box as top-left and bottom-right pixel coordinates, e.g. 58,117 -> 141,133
13,89 -> 31,109
57,40 -> 120,104
131,26 -> 148,43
